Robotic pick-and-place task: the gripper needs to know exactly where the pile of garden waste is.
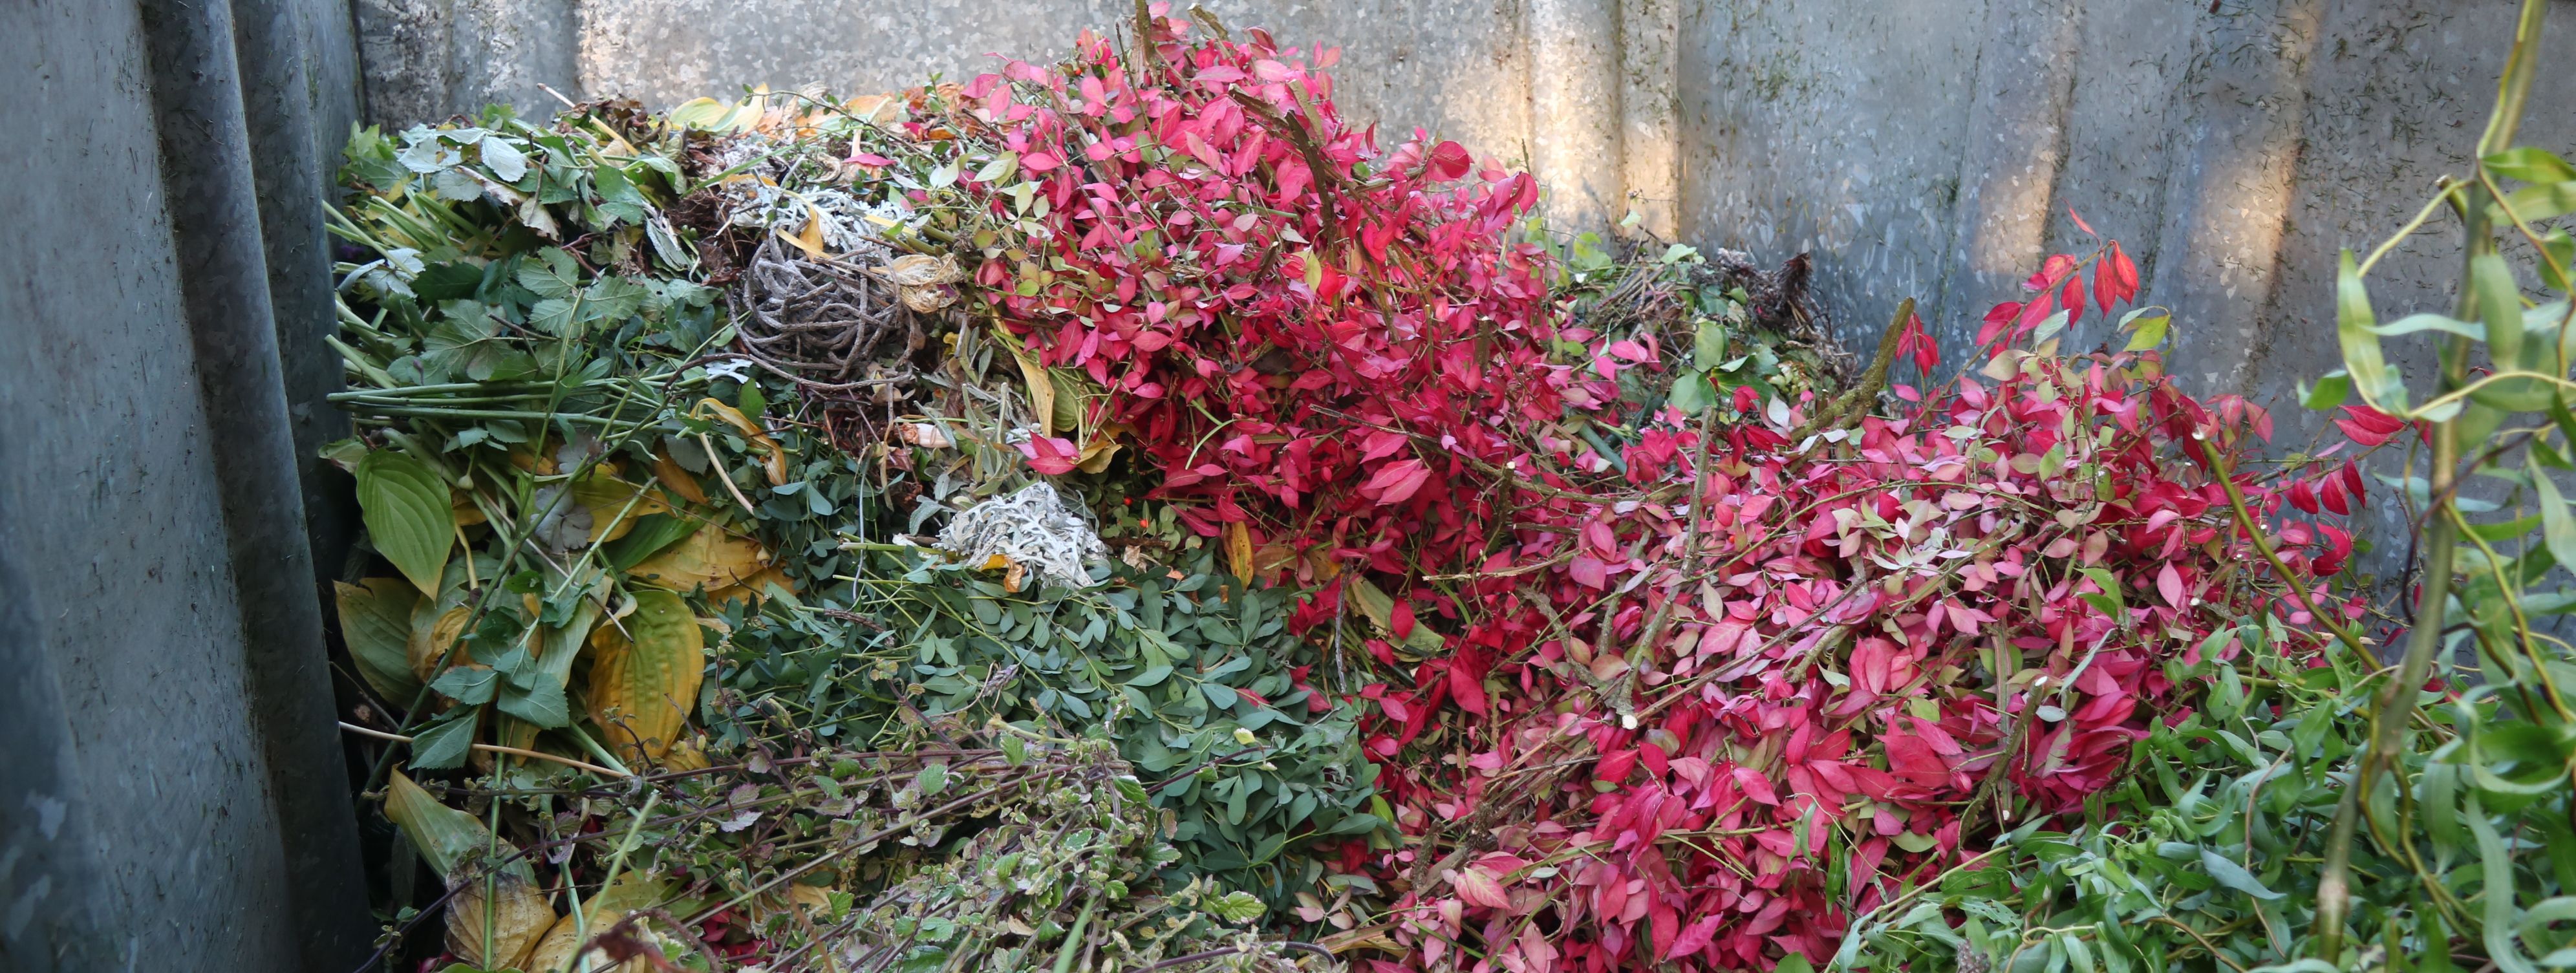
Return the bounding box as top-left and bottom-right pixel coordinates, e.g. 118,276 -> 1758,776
325,6 -> 2576,973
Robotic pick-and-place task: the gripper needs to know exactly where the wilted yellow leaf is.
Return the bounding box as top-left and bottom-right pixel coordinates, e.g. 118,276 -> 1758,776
789,201 -> 830,259
1005,339 -> 1057,437
650,450 -> 709,506
1075,436 -> 1122,474
447,871 -> 553,971
661,734 -> 711,772
693,398 -> 789,486
1225,521 -> 1254,583
586,589 -> 705,762
452,489 -> 488,526
570,471 -> 673,544
707,566 -> 799,610
386,771 -> 520,882
409,604 -> 471,682
625,525 -> 766,592
524,871 -> 673,973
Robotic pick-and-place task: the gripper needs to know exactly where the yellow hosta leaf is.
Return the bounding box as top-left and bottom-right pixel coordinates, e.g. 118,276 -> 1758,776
570,471 -> 674,544
1075,436 -> 1122,475
661,734 -> 711,772
625,525 -> 766,592
452,489 -> 488,526
847,92 -> 901,125
1005,339 -> 1057,437
693,398 -> 789,486
1225,522 -> 1254,583
409,604 -> 471,681
446,871 -> 553,971
789,201 -> 830,259
708,566 -> 799,610
586,589 -> 705,762
386,771 -> 526,882
525,871 -> 674,973
650,449 -> 709,506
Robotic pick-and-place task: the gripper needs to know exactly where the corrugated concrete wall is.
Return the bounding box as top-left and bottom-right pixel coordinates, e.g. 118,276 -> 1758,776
359,0 -> 2571,564
0,1 -> 370,970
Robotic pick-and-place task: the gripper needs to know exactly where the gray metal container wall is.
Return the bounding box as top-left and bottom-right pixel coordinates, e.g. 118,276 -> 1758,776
2,1 -> 372,970
3,2 -> 2569,970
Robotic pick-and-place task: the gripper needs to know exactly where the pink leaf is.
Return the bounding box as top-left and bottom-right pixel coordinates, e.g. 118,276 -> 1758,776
2157,562 -> 2185,608
1448,867 -> 1512,910
1018,435 -> 1080,475
1359,458 -> 1432,505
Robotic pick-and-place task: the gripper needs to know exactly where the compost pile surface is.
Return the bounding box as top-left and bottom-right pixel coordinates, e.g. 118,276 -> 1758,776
322,10 -> 2352,973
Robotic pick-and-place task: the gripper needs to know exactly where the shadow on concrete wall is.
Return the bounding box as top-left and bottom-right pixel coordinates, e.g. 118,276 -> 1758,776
0,1 -> 371,970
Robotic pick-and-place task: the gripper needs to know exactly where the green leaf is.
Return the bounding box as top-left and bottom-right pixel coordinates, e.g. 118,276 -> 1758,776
517,248 -> 581,299
2487,147 -> 2576,185
2032,309 -> 2072,344
918,762 -> 949,797
496,677 -> 571,729
972,152 -> 1018,184
1694,318 -> 1728,365
478,136 -> 528,182
2337,250 -> 2405,408
2465,796 -> 2540,973
1126,663 -> 1173,687
600,513 -> 700,572
1326,812 -> 1384,835
2120,310 -> 2169,351
356,450 -> 456,594
409,709 -> 480,770
2542,230 -> 2574,293
2467,513 -> 2546,542
1668,369 -> 1715,414
335,579 -> 424,700
1205,890 -> 1263,923
2197,846 -> 2283,900
2372,313 -> 2484,339
2473,253 -> 2528,366
2301,370 -> 2352,410
413,261 -> 488,301
431,664 -> 501,705
2535,464 -> 2576,577
1200,682 -> 1240,710
2497,181 -> 2576,225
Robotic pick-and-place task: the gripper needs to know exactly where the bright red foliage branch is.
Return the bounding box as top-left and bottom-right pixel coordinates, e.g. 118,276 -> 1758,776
943,10 -> 2353,970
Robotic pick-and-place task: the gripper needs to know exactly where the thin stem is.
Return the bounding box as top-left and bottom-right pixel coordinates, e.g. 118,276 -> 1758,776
339,722 -> 628,778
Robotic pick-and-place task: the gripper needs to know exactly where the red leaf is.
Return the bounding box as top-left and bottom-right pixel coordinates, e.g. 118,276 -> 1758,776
1018,435 -> 1080,475
1358,458 -> 1432,505
1447,661 -> 1487,715
1640,742 -> 1670,779
2319,473 -> 2351,515
2157,562 -> 2185,608
2059,273 -> 2085,326
1391,600 -> 1417,639
1424,140 -> 1472,182
1670,915 -> 1723,959
2068,205 -> 2098,237
2109,241 -> 2140,301
1594,748 -> 1638,783
2287,480 -> 2319,515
